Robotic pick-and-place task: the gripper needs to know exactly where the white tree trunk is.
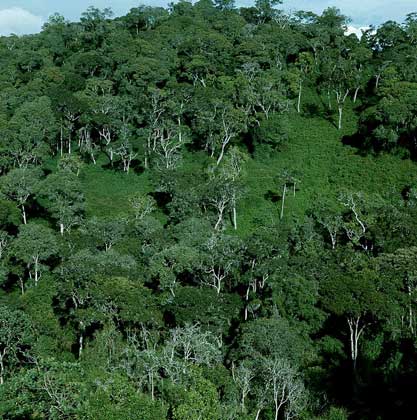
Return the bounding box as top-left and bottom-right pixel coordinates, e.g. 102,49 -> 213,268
347,316 -> 366,370
214,205 -> 225,230
0,353 -> 4,385
375,74 -> 381,89
34,256 -> 39,286
297,80 -> 302,113
338,106 -> 343,130
19,276 -> 25,295
60,126 -> 63,157
330,232 -> 337,249
79,332 -> 83,358
280,184 -> 287,220
232,205 -> 237,230
217,142 -> 227,166
353,87 -> 360,103
21,204 -> 27,225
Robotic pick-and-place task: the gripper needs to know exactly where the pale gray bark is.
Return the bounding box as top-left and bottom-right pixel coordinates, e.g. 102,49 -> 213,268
280,184 -> 287,220
347,315 -> 366,370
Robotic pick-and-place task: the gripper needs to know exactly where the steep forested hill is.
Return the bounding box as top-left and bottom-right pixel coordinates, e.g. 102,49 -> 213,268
1,2 -> 417,419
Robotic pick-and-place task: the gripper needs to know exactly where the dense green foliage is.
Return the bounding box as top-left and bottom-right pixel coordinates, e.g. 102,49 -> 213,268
0,2 -> 417,419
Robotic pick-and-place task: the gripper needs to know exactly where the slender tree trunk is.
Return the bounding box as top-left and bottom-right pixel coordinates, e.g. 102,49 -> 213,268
347,316 -> 366,370
375,74 -> 381,89
215,207 -> 224,230
280,184 -> 287,220
274,398 -> 280,420
19,276 -> 25,295
150,372 -> 154,400
216,276 -> 221,294
60,223 -> 64,236
79,333 -> 83,358
60,126 -> 63,157
353,87 -> 360,103
21,204 -> 27,225
232,205 -> 237,230
255,409 -> 261,420
217,142 -> 227,166
297,80 -> 302,113
331,233 -> 336,250
34,256 -> 39,286
338,105 -> 343,130
0,355 -> 4,385
408,285 -> 414,334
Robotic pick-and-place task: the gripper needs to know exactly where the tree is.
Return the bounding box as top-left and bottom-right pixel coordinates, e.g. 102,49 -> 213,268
278,169 -> 300,220
12,223 -> 58,286
216,107 -> 246,166
378,247 -> 417,335
115,135 -> 138,174
128,193 -> 156,221
206,177 -> 235,231
314,202 -> 343,249
57,154 -> 83,176
262,357 -> 306,420
172,372 -> 221,420
165,323 -> 222,370
358,81 -> 417,155
0,230 -> 10,260
122,329 -> 162,400
255,0 -> 283,24
200,234 -> 244,294
293,52 -> 314,113
252,113 -> 288,150
232,361 -> 254,413
217,147 -> 248,230
124,6 -> 168,34
85,374 -> 168,419
150,245 -> 198,298
0,167 -> 42,224
0,305 -> 33,384
239,66 -> 289,121
214,0 -> 235,10
349,41 -> 372,103
194,92 -> 247,166
39,172 -> 85,235
1,97 -> 57,170
154,118 -> 189,170
81,217 -> 127,252
338,191 -> 384,251
330,58 -> 352,130
322,262 -> 388,370
38,360 -> 87,418
142,89 -> 190,170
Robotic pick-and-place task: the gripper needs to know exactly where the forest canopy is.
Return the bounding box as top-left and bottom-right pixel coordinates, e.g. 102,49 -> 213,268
0,1 -> 417,419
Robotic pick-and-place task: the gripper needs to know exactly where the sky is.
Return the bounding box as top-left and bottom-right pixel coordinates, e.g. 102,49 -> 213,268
0,0 -> 416,36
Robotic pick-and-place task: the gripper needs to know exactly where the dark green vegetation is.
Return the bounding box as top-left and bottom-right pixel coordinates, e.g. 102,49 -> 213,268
0,1 -> 417,419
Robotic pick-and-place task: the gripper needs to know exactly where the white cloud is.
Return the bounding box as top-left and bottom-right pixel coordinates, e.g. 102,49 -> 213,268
0,7 -> 44,36
345,25 -> 371,38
